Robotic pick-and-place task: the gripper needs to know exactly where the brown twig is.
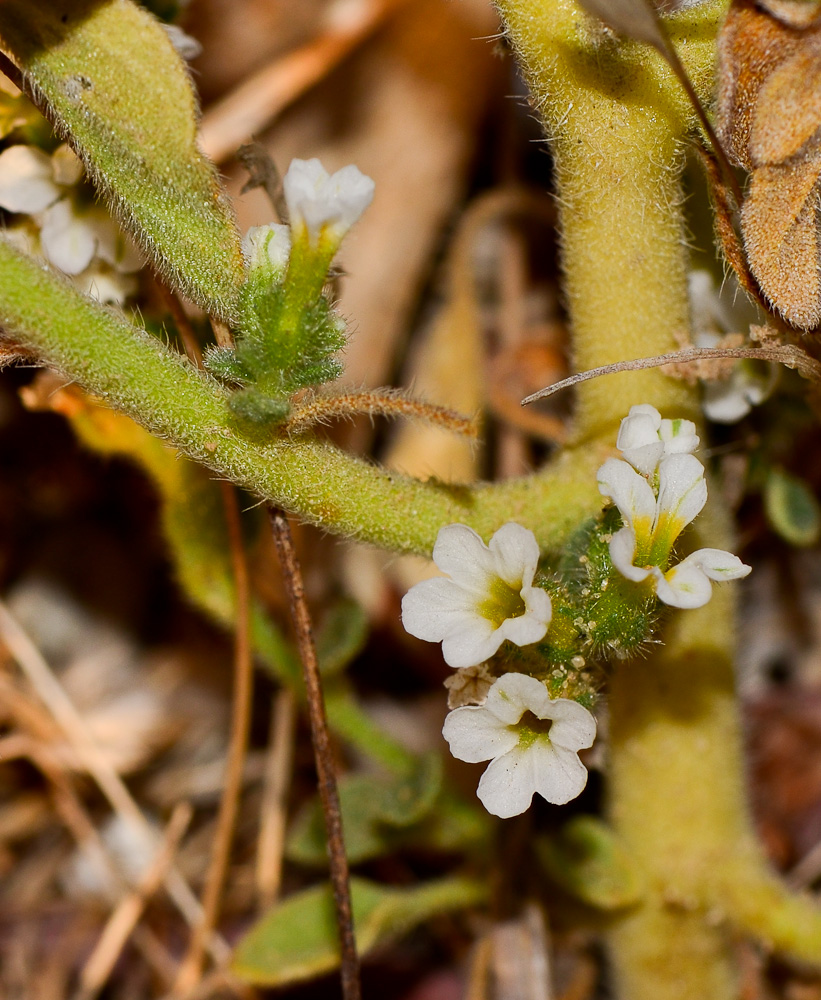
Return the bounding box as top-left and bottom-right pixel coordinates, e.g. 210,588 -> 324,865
174,481 -> 254,994
238,144 -> 287,222
157,285 -> 204,366
267,507 -> 361,1000
521,345 -> 821,405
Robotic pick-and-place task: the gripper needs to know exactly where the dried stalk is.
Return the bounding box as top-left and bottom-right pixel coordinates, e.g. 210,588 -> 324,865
268,507 -> 361,1000
521,345 -> 821,405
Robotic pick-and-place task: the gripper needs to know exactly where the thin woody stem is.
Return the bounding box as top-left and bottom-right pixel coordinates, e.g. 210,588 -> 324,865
267,507 -> 361,1000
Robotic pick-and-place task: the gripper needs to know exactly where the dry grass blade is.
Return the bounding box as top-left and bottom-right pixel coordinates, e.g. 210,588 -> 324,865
198,0 -> 411,164
0,600 -> 231,966
175,482 -> 254,995
521,345 -> 821,405
77,802 -> 193,1000
256,688 -> 296,912
268,507 -> 361,1000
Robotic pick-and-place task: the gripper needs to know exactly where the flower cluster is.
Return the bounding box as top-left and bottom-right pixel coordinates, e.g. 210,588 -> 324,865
599,404 -> 751,608
0,143 -> 141,304
402,522 -> 594,817
401,404 -> 753,819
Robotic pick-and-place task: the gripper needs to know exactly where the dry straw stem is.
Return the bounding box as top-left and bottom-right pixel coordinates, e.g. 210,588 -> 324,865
0,599 -> 231,967
256,688 -> 297,911
521,344 -> 821,405
268,507 -> 361,1000
198,0 -> 412,164
77,802 -> 193,1000
285,387 -> 478,437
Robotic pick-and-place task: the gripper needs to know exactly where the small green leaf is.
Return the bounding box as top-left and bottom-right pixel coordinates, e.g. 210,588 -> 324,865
535,816 -> 644,911
232,876 -> 487,987
316,599 -> 369,677
764,466 -> 821,547
0,0 -> 245,321
287,756 -> 444,865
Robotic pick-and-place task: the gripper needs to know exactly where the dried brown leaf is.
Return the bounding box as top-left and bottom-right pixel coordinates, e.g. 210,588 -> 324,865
717,0 -> 821,329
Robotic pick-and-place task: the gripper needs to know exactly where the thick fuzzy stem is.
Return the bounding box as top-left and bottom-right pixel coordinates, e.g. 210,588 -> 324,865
494,0 -> 821,996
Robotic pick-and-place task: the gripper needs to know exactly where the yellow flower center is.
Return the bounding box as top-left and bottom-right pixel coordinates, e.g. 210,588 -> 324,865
477,576 -> 526,628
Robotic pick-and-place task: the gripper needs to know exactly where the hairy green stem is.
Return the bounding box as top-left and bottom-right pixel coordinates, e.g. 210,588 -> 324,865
494,0 -> 821,995
0,239 -> 602,554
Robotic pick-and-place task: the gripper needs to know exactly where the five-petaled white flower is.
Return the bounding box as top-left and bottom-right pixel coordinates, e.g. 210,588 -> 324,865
443,672 -> 596,818
598,453 -> 751,608
616,403 -> 699,477
283,157 -> 374,249
401,522 -> 552,668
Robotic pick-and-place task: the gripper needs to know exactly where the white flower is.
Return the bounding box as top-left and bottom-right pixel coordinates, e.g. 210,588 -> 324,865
401,523 -> 552,668
598,453 -> 750,608
442,672 -> 596,818
0,143 -> 141,284
616,403 -> 699,477
0,145 -> 62,213
283,157 -> 374,249
242,223 -> 291,277
689,270 -> 774,423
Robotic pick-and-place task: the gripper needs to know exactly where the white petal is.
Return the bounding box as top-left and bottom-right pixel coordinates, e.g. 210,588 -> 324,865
40,198 -> 96,274
658,417 -> 699,455
544,699 -> 597,751
440,622 -> 503,669
476,747 -> 539,818
242,223 -> 291,276
76,264 -> 136,304
678,547 -> 751,582
609,526 -> 652,582
488,522 -> 540,588
430,523 -> 495,591
617,407 -> 664,475
496,608 -> 550,648
0,146 -> 61,213
80,207 -> 142,273
531,742 -> 589,805
283,157 -> 374,244
652,562 -> 712,609
485,672 -> 551,724
442,705 -> 518,763
701,380 -> 751,424
400,577 -> 475,641
597,458 -> 657,527
655,454 -> 707,532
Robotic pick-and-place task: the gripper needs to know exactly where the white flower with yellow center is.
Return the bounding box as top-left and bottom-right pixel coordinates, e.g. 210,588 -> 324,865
598,453 -> 751,608
401,523 -> 552,668
616,403 -> 699,477
443,672 -> 596,818
283,157 -> 374,251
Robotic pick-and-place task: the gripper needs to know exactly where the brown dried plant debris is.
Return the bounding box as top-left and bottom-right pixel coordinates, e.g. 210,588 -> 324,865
717,0 -> 821,330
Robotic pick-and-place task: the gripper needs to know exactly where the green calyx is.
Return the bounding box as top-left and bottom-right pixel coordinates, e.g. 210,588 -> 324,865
206,259 -> 347,426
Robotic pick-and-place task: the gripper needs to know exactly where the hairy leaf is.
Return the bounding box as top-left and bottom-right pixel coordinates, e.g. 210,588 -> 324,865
0,0 -> 245,320
232,876 -> 487,987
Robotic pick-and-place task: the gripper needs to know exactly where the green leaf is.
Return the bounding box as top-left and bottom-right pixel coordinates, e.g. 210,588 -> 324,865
535,816 -> 644,911
316,598 -> 369,677
764,466 -> 821,548
287,755 -> 445,865
232,875 -> 487,987
0,0 -> 245,321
